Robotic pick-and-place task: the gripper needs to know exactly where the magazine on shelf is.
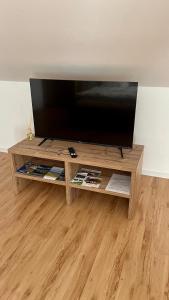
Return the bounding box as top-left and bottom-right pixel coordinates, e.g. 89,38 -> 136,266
105,173 -> 131,195
82,176 -> 102,188
43,167 -> 65,181
17,162 -> 51,176
31,165 -> 51,177
71,168 -> 102,188
17,162 -> 65,181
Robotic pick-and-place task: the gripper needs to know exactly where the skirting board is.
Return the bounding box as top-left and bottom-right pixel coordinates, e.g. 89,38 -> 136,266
0,147 -> 8,153
142,169 -> 169,179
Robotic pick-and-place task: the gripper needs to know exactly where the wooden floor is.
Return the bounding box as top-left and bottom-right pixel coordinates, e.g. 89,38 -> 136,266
0,153 -> 169,300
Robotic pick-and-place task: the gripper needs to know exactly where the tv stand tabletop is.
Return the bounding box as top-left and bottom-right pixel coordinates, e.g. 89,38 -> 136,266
9,137 -> 144,172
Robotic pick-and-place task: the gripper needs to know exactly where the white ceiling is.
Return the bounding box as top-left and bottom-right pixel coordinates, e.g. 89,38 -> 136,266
0,0 -> 169,86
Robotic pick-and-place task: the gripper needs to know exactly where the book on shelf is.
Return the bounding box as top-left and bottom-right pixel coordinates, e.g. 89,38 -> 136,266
17,162 -> 51,176
71,168 -> 102,188
17,162 -> 65,181
43,167 -> 65,181
105,173 -> 131,195
31,165 -> 51,177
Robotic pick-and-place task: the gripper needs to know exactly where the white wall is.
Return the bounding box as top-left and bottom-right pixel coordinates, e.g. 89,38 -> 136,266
134,87 -> 169,178
0,81 -> 169,178
0,81 -> 33,151
0,0 -> 169,86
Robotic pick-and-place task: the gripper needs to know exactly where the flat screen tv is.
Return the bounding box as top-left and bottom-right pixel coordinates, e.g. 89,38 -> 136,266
30,79 -> 138,148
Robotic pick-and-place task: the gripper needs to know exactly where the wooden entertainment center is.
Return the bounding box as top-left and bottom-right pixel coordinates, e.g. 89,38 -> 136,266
9,138 -> 144,219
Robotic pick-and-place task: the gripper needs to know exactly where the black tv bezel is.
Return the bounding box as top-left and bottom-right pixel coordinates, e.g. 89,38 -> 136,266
30,78 -> 138,149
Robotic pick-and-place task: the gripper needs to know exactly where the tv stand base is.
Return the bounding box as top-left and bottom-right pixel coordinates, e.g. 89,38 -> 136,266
9,138 -> 144,219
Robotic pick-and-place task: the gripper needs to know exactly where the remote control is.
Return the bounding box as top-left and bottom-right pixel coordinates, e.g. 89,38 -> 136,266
68,147 -> 77,158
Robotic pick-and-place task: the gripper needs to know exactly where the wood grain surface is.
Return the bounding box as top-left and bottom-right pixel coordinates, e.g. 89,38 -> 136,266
0,153 -> 169,300
9,137 -> 144,172
9,138 -> 144,218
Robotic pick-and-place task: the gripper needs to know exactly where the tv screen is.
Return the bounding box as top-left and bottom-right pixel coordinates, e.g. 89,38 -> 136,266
30,79 -> 138,148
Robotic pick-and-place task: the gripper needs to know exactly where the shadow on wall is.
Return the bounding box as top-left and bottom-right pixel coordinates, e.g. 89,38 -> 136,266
31,64 -> 139,83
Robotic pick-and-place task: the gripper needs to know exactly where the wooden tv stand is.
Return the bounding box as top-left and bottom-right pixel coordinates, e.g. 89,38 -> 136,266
9,138 -> 144,219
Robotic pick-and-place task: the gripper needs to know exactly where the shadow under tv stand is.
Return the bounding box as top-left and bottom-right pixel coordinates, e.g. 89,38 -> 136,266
9,137 -> 144,219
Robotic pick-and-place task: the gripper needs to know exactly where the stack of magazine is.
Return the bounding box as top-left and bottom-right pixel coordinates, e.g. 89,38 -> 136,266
71,168 -> 102,188
17,162 -> 65,181
105,173 -> 131,195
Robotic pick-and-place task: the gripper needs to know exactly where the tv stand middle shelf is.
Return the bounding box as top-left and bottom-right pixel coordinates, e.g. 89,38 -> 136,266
15,172 -> 66,186
68,166 -> 130,199
9,138 -> 144,219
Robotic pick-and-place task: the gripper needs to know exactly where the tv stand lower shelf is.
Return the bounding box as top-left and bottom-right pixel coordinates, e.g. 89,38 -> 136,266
9,138 -> 144,219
